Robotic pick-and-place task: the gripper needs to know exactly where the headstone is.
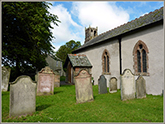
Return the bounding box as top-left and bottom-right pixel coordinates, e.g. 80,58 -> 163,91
109,77 -> 117,93
74,69 -> 94,103
2,66 -> 11,91
9,76 -> 36,117
136,75 -> 146,99
54,72 -> 60,87
98,75 -> 107,94
37,66 -> 55,95
121,69 -> 135,101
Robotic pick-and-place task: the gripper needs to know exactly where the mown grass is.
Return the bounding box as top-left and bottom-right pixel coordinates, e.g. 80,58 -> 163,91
2,85 -> 163,122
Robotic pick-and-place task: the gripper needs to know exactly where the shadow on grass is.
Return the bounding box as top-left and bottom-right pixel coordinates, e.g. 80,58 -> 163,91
60,85 -> 74,87
36,104 -> 51,111
54,91 -> 63,94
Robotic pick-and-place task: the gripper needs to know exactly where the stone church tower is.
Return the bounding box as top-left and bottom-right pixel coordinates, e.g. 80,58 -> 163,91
85,26 -> 98,43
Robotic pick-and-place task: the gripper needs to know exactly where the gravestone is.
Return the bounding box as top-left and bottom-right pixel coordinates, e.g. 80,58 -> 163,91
37,66 -> 55,95
121,69 -> 135,101
2,66 -> 11,91
54,72 -> 60,87
109,77 -> 117,93
136,75 -> 146,99
74,69 -> 94,103
9,76 -> 36,117
98,75 -> 107,94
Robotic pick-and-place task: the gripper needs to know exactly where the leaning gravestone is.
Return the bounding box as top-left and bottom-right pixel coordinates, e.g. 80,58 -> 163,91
2,66 -> 11,91
9,76 -> 36,117
98,75 -> 107,94
136,75 -> 146,99
74,69 -> 94,103
121,69 -> 135,101
37,66 -> 55,95
109,77 -> 117,93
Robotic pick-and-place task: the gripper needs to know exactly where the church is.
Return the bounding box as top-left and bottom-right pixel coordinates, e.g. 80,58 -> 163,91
72,7 -> 164,95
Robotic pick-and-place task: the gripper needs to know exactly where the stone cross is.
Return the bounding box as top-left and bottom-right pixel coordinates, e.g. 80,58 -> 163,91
121,69 -> 135,101
9,76 -> 36,117
98,75 -> 107,94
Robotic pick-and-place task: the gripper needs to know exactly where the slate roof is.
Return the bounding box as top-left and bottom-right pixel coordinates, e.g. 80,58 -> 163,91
64,54 -> 92,68
73,7 -> 163,53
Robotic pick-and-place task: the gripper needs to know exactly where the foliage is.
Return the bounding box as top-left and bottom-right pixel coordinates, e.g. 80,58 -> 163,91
55,40 -> 81,65
2,85 -> 163,122
2,2 -> 60,79
60,76 -> 66,81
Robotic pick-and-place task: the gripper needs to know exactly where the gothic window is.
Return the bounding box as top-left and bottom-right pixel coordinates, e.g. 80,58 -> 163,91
102,49 -> 110,75
133,40 -> 149,76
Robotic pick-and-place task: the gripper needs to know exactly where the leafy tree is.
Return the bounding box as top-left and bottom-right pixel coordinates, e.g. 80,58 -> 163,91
55,40 -> 81,65
2,2 -> 60,81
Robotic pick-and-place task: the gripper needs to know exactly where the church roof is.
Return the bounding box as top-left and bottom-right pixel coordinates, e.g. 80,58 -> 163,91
73,7 -> 163,53
64,54 -> 92,68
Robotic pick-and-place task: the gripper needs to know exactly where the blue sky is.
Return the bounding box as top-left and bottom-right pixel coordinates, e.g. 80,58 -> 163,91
47,1 -> 164,51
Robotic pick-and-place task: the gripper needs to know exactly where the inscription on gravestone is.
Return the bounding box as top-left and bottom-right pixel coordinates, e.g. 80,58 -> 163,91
109,77 -> 117,93
136,75 -> 146,99
37,66 -> 55,95
74,69 -> 94,103
9,76 -> 36,117
121,69 -> 135,101
98,75 -> 107,94
2,66 -> 11,91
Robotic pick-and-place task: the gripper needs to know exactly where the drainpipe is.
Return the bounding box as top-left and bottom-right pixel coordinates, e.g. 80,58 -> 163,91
119,37 -> 122,75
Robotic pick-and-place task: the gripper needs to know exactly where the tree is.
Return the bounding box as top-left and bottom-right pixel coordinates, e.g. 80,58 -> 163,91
2,2 -> 60,80
55,40 -> 81,65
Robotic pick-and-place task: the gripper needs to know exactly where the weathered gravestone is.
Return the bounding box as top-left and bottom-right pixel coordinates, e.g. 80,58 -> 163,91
121,69 -> 135,101
54,72 -> 60,87
109,77 -> 117,93
136,75 -> 146,99
74,69 -> 94,103
98,75 -> 107,94
9,76 -> 36,117
2,66 -> 11,91
37,66 -> 55,95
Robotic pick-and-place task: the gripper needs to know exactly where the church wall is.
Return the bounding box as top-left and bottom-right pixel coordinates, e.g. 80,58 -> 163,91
76,40 -> 120,89
121,24 -> 163,95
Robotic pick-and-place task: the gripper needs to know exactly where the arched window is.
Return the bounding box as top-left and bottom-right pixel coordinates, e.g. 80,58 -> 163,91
102,49 -> 110,75
133,40 -> 149,76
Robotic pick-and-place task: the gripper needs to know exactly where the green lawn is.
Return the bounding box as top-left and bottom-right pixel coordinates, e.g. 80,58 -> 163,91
2,85 -> 163,122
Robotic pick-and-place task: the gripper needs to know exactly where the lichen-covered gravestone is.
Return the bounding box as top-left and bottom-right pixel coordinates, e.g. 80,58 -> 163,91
98,75 -> 107,94
74,69 -> 94,103
136,75 -> 146,99
109,77 -> 117,93
121,69 -> 135,101
9,76 -> 36,117
2,66 -> 11,91
37,66 -> 55,95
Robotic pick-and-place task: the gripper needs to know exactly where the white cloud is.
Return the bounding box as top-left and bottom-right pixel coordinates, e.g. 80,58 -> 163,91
48,1 -> 130,50
71,2 -> 130,34
48,4 -> 84,47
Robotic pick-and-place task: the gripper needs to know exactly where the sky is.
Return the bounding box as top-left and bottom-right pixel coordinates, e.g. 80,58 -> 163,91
47,1 -> 164,52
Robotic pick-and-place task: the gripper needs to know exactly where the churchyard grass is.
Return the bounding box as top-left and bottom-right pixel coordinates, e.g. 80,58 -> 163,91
2,85 -> 163,122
